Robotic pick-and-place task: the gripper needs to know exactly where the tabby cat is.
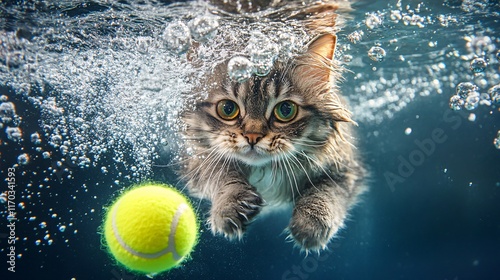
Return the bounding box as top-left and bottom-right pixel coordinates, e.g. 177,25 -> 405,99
180,0 -> 365,252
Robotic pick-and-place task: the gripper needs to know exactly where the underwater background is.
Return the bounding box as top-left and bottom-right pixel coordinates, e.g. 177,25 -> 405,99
1,0 -> 500,279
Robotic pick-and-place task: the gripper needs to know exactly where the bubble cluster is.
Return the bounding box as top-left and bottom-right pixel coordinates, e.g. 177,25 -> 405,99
348,30 -> 364,44
227,56 -> 254,82
368,46 -> 386,62
5,126 -> 22,142
456,82 -> 479,99
189,16 -> 219,42
163,21 -> 191,54
246,31 -> 279,76
30,132 -> 42,145
449,82 -> 482,111
365,12 -> 383,29
135,36 -> 154,54
0,102 -> 16,123
449,95 -> 464,111
465,35 -> 496,56
488,84 -> 500,104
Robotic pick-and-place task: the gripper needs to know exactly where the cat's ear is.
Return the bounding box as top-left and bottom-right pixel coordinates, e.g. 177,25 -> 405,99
307,33 -> 337,61
296,33 -> 337,84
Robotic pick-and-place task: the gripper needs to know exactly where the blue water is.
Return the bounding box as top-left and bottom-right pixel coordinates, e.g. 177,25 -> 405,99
1,0 -> 500,279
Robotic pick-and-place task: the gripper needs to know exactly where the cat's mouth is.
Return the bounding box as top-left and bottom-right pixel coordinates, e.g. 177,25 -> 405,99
237,147 -> 272,166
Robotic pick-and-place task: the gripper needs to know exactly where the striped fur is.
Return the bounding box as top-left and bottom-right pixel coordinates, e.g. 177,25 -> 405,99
179,0 -> 365,252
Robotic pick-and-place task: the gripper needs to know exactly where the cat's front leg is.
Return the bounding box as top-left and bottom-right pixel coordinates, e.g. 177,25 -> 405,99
209,177 -> 264,240
288,180 -> 350,252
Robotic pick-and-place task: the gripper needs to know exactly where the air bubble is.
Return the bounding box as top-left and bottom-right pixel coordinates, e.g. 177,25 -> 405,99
50,134 -> 62,147
347,31 -> 364,44
496,51 -> 500,62
59,225 -> 66,232
468,113 -> 476,122
465,91 -> 480,110
494,131 -> 500,149
469,57 -> 487,73
404,127 -> 412,135
30,132 -> 41,145
5,126 -> 22,142
227,56 -> 253,83
39,221 -> 47,228
449,95 -> 464,111
17,153 -> 29,165
488,84 -> 500,104
35,240 -> 41,246
0,102 -> 16,123
479,93 -> 491,106
368,46 -> 386,62
0,193 -> 6,204
189,16 -> 219,42
465,35 -> 495,56
390,10 -> 402,21
135,36 -> 153,54
163,21 -> 191,54
365,12 -> 383,29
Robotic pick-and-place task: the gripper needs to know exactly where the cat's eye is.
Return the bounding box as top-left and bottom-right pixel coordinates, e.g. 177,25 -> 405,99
216,99 -> 240,120
274,101 -> 298,122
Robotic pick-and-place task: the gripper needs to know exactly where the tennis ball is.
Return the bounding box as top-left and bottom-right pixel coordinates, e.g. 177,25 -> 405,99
102,183 -> 198,274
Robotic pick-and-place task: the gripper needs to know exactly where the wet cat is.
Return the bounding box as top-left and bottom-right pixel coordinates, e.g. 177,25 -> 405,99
179,1 -> 365,252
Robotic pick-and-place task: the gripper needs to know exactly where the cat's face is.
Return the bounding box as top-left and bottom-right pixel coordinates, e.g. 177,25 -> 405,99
195,70 -> 334,166
183,34 -> 351,167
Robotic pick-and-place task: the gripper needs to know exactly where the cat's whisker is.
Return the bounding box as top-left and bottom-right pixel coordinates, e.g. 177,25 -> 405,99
214,151 -> 233,188
291,139 -> 329,148
201,150 -> 235,202
279,150 -> 301,199
275,154 -> 294,203
269,158 -> 279,188
292,137 -> 330,144
183,128 -> 226,136
299,151 -> 340,188
194,149 -> 230,213
167,140 -> 223,171
175,143 -> 225,185
286,150 -> 319,192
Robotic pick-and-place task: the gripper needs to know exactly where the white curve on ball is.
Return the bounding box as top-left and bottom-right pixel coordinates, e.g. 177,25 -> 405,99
112,201 -> 188,261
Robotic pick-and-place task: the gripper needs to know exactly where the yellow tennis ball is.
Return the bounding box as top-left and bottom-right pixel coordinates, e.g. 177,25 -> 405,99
102,183 -> 198,274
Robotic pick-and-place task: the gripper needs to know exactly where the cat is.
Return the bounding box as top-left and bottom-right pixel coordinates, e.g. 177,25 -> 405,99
179,0 -> 366,252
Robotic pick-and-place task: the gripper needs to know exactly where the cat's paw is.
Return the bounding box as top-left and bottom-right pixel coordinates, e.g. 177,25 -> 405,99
287,195 -> 345,253
209,187 -> 264,240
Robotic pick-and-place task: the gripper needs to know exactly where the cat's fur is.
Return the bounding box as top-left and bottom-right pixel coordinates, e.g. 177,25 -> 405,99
179,0 -> 365,252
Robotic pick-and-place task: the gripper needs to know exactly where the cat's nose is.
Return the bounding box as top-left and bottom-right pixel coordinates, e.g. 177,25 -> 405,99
243,133 -> 263,147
